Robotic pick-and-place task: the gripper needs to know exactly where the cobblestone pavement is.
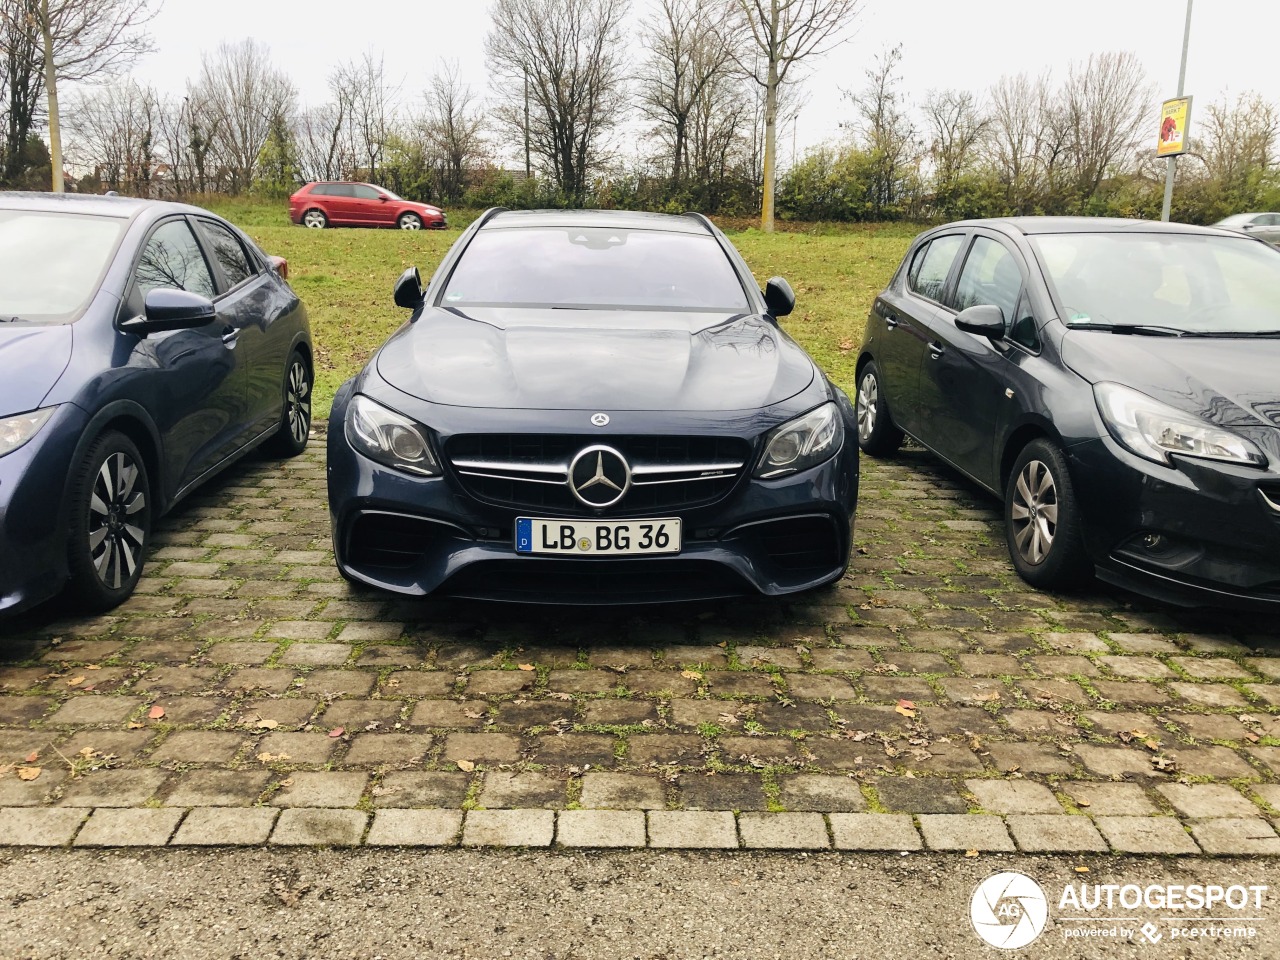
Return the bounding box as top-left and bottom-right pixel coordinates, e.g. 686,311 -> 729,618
1,433 -> 1278,855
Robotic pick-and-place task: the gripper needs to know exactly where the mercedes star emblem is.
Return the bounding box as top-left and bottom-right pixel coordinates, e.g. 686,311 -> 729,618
568,445 -> 631,508
591,413 -> 610,427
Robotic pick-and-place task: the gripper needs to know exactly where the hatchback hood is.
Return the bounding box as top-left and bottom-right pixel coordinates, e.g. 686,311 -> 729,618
1061,332 -> 1280,434
0,324 -> 73,415
375,307 -> 816,411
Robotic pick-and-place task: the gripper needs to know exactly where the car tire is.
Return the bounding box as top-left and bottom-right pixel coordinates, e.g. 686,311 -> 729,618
302,208 -> 328,229
1004,438 -> 1091,590
65,431 -> 152,612
263,350 -> 313,458
398,212 -> 423,231
855,360 -> 904,456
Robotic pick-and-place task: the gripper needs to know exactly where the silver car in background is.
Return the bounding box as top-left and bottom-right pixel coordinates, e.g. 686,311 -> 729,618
1216,212 -> 1280,246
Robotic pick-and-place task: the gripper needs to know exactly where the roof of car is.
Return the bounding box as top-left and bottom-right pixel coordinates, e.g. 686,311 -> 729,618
485,209 -> 711,235
0,191 -> 211,222
947,216 -> 1231,237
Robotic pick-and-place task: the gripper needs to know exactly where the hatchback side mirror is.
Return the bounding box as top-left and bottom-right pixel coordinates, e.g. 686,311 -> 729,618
954,303 -> 1006,340
763,276 -> 795,318
121,288 -> 216,337
394,267 -> 424,309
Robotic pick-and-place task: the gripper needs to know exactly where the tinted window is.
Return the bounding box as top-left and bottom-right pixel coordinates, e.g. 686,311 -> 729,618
1008,292 -> 1040,350
1032,232 -> 1280,334
441,227 -> 750,311
0,210 -> 126,323
909,235 -> 963,302
352,185 -> 380,200
198,219 -> 255,289
954,236 -> 1022,324
308,183 -> 333,196
134,220 -> 215,301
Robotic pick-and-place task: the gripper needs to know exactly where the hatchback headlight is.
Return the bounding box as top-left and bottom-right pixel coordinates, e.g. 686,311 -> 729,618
1094,382 -> 1267,468
754,402 -> 843,479
345,395 -> 440,476
0,407 -> 56,459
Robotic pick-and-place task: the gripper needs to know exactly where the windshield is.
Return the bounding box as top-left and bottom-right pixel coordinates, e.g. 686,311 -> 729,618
375,186 -> 402,201
0,210 -> 126,323
1031,232 -> 1280,335
1215,214 -> 1254,226
440,227 -> 751,311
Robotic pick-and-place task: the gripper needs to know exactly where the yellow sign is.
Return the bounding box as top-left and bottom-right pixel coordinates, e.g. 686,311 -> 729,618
1157,97 -> 1192,158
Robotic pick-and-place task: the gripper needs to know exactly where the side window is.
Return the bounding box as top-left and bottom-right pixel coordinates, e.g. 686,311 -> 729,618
198,219 -> 255,290
953,236 -> 1022,325
309,184 -> 332,196
909,234 -> 964,302
134,220 -> 216,301
328,184 -> 354,198
352,185 -> 380,200
1261,214 -> 1280,226
1008,292 -> 1041,350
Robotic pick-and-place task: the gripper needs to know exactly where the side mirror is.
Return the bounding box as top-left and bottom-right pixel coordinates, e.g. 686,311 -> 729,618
763,276 -> 795,318
394,266 -> 424,309
121,288 -> 216,337
954,303 -> 1007,340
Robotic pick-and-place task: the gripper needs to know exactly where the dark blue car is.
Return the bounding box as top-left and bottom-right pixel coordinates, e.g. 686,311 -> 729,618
0,193 -> 312,616
327,209 -> 858,604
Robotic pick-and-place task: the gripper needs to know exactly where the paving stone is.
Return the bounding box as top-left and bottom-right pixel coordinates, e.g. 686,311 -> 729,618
628,734 -> 703,766
705,673 -> 776,698
465,670 -> 536,696
479,771 -> 568,810
875,777 -> 967,813
1156,784 -> 1259,819
534,734 -> 616,768
777,774 -> 866,812
461,809 -> 554,847
442,733 -> 521,765
381,672 -> 456,697
164,770 -> 273,806
1007,815 -> 1108,852
1169,683 -> 1250,709
410,701 -> 488,729
266,621 -> 334,641
172,807 -> 278,845
271,809 -> 367,846
1095,816 -> 1200,854
582,701 -> 659,726
678,774 -> 769,811
647,811 -> 738,848
238,699 -> 319,729
151,731 -> 246,764
1175,713 -> 1254,742
366,809 -> 462,846
356,645 -> 427,667
0,767 -> 67,806
1188,818 -> 1280,855
1170,657 -> 1252,680
373,772 -> 470,808
738,812 -> 828,849
966,780 -> 1064,815
987,743 -> 1076,775
809,649 -> 876,670
1098,656 -> 1175,680
1074,745 -> 1163,779
256,732 -> 339,765
1170,745 -> 1257,779
318,700 -> 404,729
918,814 -> 1015,852
337,622 -> 406,643
0,807 -> 89,845
75,808 -> 184,847
224,668 -> 297,694
557,809 -> 646,848
59,730 -> 157,761
1091,680 -> 1171,707
829,813 -> 922,850
299,670 -> 375,698
497,702 -> 577,729
47,696 -> 143,725
1061,782 -> 1160,816
581,773 -> 666,810
342,734 -> 434,766
271,772 -> 368,808
59,769 -> 169,807
280,642 -> 352,666
1027,655 -> 1099,677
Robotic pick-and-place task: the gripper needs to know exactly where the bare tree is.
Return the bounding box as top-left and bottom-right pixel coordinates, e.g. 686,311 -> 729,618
486,0 -> 629,203
421,60 -> 486,204
1062,51 -> 1151,207
65,78 -> 158,193
638,0 -> 740,185
330,52 -> 398,182
985,72 -> 1047,214
0,0 -> 44,184
846,44 -> 920,219
922,88 -> 987,188
1194,91 -> 1279,187
194,39 -> 296,193
729,0 -> 859,230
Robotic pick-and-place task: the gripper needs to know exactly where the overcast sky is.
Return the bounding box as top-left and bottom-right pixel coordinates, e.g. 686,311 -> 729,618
129,0 -> 1278,167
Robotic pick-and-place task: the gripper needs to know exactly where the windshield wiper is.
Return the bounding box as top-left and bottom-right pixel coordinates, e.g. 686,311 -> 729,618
1066,322 -> 1186,337
0,316 -> 27,323
1182,329 -> 1280,339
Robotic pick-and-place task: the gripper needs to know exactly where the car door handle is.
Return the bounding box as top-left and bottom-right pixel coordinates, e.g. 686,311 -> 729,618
884,314 -> 899,330
221,326 -> 239,345
928,341 -> 945,358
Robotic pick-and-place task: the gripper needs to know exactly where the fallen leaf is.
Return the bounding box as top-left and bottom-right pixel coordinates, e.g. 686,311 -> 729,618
23,751 -> 38,764
148,705 -> 165,720
1151,755 -> 1178,773
17,767 -> 41,781
257,752 -> 290,763
456,759 -> 476,772
517,663 -> 536,672
895,699 -> 917,718
256,719 -> 280,730
1142,739 -> 1161,752
964,849 -> 979,858
66,676 -> 85,687
681,670 -> 703,681
1075,866 -> 1090,874
127,721 -> 144,730
86,664 -> 101,671
328,727 -> 344,738
1076,798 -> 1091,808
463,709 -> 486,719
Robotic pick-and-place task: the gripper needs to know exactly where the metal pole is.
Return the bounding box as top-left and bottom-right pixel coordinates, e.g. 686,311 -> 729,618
1160,0 -> 1193,222
523,68 -> 531,180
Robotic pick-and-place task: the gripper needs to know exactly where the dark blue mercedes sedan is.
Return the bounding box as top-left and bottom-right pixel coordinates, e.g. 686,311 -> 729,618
0,193 -> 312,616
327,209 -> 858,604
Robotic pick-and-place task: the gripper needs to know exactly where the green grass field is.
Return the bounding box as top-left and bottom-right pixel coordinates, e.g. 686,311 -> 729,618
204,198 -> 919,419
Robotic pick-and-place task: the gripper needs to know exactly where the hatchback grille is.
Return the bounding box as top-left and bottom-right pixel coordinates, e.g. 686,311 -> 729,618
446,434 -> 751,515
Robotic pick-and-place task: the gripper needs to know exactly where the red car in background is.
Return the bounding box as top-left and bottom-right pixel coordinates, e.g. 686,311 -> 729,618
288,182 -> 447,230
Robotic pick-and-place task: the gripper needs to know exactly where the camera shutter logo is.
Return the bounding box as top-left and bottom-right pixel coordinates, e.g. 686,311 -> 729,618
970,872 -> 1049,950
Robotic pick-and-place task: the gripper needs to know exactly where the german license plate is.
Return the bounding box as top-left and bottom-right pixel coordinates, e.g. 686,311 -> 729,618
515,517 -> 681,555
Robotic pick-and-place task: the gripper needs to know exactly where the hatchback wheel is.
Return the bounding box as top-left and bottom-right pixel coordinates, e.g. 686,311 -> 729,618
264,350 -> 313,458
398,212 -> 423,230
1004,438 -> 1090,589
855,361 -> 904,456
66,432 -> 151,611
302,208 -> 328,229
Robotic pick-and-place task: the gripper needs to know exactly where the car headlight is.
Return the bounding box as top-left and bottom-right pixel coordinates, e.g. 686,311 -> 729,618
1094,382 -> 1267,468
754,402 -> 843,479
0,407 -> 56,459
345,395 -> 441,476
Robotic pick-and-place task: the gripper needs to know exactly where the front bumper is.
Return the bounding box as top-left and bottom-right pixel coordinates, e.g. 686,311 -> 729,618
327,396 -> 858,605
1068,436 -> 1280,610
0,404 -> 85,616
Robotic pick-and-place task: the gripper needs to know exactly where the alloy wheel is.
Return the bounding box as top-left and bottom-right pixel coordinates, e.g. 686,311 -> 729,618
1010,459 -> 1058,564
303,210 -> 326,228
399,215 -> 422,230
856,372 -> 878,443
286,359 -> 312,446
87,452 -> 147,590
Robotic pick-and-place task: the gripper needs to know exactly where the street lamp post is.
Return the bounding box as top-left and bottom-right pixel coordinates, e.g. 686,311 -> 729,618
1160,0 -> 1194,222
